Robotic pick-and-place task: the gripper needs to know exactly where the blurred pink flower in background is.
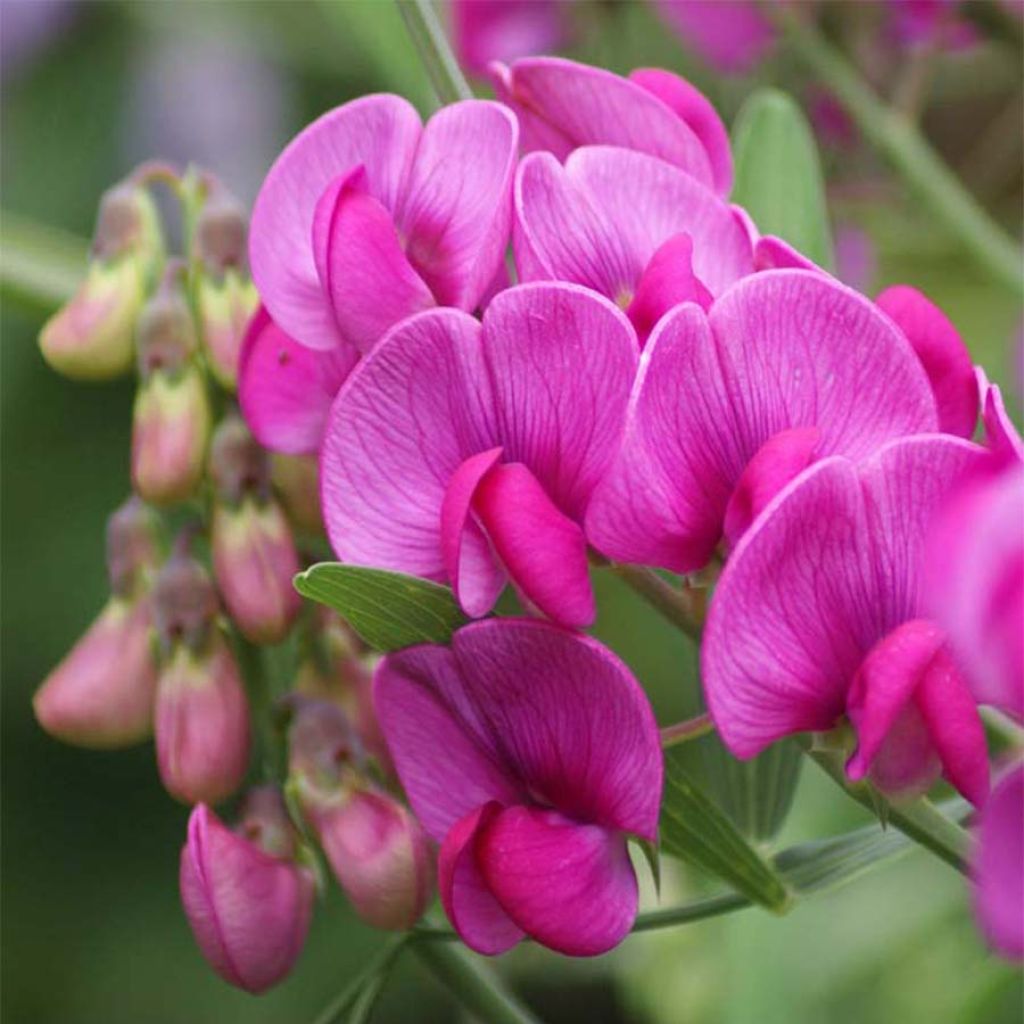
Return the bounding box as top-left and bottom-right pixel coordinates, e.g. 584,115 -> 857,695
652,0 -> 775,74
452,0 -> 568,76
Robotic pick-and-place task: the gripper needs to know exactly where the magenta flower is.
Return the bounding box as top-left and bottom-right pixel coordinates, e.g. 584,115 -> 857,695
514,145 -> 753,340
978,367 -> 1024,468
586,270 -> 938,572
374,618 -> 662,956
320,283 -> 638,628
703,434 -> 990,806
491,57 -> 733,196
239,304 -> 356,455
972,762 -> 1024,960
452,0 -> 568,77
180,789 -> 315,992
652,1 -> 775,75
249,96 -> 518,355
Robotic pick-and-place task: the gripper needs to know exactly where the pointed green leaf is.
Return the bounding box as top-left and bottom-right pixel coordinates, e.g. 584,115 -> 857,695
660,749 -> 791,912
731,88 -> 834,268
294,563 -> 469,652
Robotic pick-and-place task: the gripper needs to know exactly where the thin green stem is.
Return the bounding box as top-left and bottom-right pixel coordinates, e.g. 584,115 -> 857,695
396,0 -> 472,106
411,940 -> 542,1024
768,8 -> 1023,298
312,936 -> 408,1024
661,713 -> 715,748
236,635 -> 283,783
630,892 -> 750,931
612,564 -> 704,642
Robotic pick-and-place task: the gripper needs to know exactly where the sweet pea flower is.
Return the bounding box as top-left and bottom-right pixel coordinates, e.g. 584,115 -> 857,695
586,270 -> 939,572
249,96 -> 518,355
977,366 -> 1024,468
452,0 -> 568,77
491,56 -> 733,196
972,763 -> 1024,960
320,282 -> 638,628
514,145 -> 754,340
374,618 -> 662,956
652,1 -> 775,75
703,434 -> 990,806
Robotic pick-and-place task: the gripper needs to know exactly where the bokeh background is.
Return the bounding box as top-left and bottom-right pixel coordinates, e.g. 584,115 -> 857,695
2,2 -> 1022,1022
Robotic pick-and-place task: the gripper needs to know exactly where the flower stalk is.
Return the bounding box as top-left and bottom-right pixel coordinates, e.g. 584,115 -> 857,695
396,0 -> 473,105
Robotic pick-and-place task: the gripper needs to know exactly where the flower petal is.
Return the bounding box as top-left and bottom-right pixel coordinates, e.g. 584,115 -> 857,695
438,803 -> 524,956
473,462 -> 595,628
876,285 -> 978,438
320,308 -> 495,582
978,367 -> 1024,467
753,235 -> 821,273
626,232 -> 713,342
238,305 -> 358,455
397,100 -> 518,311
250,95 -> 421,350
478,806 -> 638,956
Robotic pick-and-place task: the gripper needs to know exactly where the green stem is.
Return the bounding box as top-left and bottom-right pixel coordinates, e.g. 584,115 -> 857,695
630,892 -> 749,931
804,743 -> 971,873
312,936 -> 408,1024
0,210 -> 86,312
236,635 -> 283,783
612,564 -> 704,642
411,940 -> 542,1024
770,9 -> 1023,298
396,0 -> 472,106
661,713 -> 715,748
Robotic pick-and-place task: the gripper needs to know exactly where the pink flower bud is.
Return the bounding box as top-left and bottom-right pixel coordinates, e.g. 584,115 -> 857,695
180,791 -> 314,993
105,495 -> 164,597
33,596 -> 157,748
271,453 -> 324,535
38,182 -> 164,381
155,634 -> 251,804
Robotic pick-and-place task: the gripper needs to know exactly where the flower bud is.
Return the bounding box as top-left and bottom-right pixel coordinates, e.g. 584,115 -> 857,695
38,181 -> 164,381
152,552 -> 250,804
131,267 -> 211,505
209,416 -> 300,644
106,495 -> 164,597
271,453 -> 324,535
180,790 -> 315,993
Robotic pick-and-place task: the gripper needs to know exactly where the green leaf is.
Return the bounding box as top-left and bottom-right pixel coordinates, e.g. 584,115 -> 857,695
731,88 -> 835,269
633,835 -> 662,897
660,749 -> 791,912
294,563 -> 469,652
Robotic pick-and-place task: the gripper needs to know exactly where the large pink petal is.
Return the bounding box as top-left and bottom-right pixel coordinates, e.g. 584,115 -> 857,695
481,282 -> 638,519
703,458 -> 876,758
453,619 -> 663,838
491,57 -> 717,190
250,95 -> 422,350
473,462 -> 595,628
478,806 -> 638,956
876,285 -> 978,438
397,100 -> 518,311
972,763 -> 1024,960
238,305 -> 358,455
373,646 -> 521,840
438,803 -> 524,956
320,308 -> 495,581
314,174 -> 435,353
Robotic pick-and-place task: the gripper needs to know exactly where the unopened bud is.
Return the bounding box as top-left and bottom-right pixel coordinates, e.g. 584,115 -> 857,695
106,496 -> 164,597
180,792 -> 314,993
208,414 -> 270,504
152,550 -> 220,654
271,454 -> 324,535
287,698 -> 364,802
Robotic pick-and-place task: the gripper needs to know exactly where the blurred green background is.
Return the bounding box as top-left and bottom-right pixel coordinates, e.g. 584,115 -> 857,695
2,2 -> 1022,1022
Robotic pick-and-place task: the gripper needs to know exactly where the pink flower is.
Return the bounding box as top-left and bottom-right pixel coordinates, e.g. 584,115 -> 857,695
320,282 -> 638,628
374,618 -> 662,956
977,367 -> 1024,469
249,96 -> 518,355
452,0 -> 568,77
703,434 -> 990,806
491,57 -> 733,196
972,763 -> 1024,960
238,304 -> 356,455
652,1 -> 775,75
586,270 -> 939,572
514,145 -> 754,341
180,789 -> 315,992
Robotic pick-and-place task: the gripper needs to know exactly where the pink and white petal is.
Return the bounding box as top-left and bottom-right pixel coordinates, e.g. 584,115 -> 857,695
438,803 -> 525,956
844,619 -> 946,783
320,308 -> 495,581
629,66 -> 733,195
250,95 -> 422,350
914,645 -> 990,806
441,449 -> 507,618
315,180 -> 435,353
397,100 -> 518,311
373,647 -> 521,840
513,152 -> 639,298
753,235 -> 822,273
473,462 -> 595,629
978,367 -> 1024,467
492,57 -> 716,188
876,285 -> 978,438
626,232 -> 713,342
477,806 -> 638,956
567,146 -> 753,296
481,282 -> 638,518
238,305 -> 358,455
453,618 -> 663,838
703,458 -> 876,758
972,763 -> 1024,960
